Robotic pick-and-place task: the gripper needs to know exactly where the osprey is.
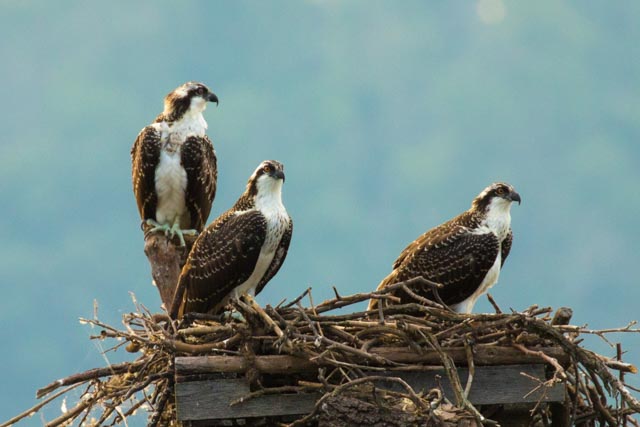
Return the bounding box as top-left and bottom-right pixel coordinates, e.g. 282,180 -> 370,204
171,160 -> 293,318
369,182 -> 521,314
131,82 -> 219,246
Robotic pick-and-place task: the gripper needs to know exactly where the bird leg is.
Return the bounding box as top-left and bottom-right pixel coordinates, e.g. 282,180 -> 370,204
145,218 -> 197,246
145,218 -> 171,235
169,218 -> 198,247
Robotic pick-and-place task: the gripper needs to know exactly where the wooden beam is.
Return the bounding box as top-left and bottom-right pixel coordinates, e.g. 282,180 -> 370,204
370,345 -> 569,365
376,364 -> 565,405
175,364 -> 565,421
176,354 -> 314,377
175,378 -> 321,421
175,345 -> 568,377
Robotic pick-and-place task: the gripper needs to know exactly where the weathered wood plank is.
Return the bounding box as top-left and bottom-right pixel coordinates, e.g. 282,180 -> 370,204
377,364 -> 565,405
370,345 -> 569,366
175,346 -> 568,377
176,354 -> 315,376
175,378 -> 321,421
175,364 -> 565,420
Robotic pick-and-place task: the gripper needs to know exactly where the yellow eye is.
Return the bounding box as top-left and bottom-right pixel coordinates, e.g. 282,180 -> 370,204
496,187 -> 506,195
263,165 -> 272,173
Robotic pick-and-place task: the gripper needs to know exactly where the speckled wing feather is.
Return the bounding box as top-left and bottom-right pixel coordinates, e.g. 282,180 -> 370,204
181,135 -> 217,231
178,210 -> 267,316
255,218 -> 293,296
501,229 -> 513,267
374,220 -> 500,308
131,126 -> 162,221
390,212 -> 473,271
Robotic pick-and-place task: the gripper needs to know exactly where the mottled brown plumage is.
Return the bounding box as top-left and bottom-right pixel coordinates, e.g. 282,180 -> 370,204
131,82 -> 218,245
369,182 -> 520,313
172,160 -> 293,318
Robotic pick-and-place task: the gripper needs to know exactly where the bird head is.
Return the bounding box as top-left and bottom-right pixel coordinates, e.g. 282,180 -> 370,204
162,82 -> 218,122
248,160 -> 286,199
472,182 -> 521,213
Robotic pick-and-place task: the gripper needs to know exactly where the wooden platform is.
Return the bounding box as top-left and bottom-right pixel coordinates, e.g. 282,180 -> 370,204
174,348 -> 567,425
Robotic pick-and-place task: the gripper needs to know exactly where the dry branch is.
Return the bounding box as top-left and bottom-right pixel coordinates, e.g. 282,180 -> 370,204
143,231 -> 194,310
5,287 -> 640,426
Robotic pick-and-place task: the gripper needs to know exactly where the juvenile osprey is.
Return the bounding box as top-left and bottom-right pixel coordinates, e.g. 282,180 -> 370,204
131,82 -> 219,246
171,160 -> 293,318
369,182 -> 521,314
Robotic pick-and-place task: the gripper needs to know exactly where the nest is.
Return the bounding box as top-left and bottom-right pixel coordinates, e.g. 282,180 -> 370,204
5,280 -> 640,427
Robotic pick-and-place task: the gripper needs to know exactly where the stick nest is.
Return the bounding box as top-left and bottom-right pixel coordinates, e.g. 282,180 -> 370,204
6,281 -> 640,427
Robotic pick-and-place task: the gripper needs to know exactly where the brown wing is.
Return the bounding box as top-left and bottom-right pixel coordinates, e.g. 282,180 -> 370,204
175,210 -> 267,317
501,229 -> 513,267
255,218 -> 293,296
372,225 -> 499,309
181,135 -> 217,231
131,126 -> 162,221
389,213 -> 470,270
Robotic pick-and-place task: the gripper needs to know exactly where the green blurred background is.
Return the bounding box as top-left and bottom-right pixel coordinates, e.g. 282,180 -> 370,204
1,1 -> 639,424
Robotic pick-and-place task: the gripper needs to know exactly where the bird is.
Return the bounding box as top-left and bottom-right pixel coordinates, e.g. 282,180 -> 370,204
131,81 -> 219,246
171,160 -> 293,318
369,182 -> 521,314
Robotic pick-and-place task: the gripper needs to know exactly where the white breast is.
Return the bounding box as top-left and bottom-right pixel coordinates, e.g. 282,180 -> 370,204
153,111 -> 208,227
480,198 -> 512,240
452,250 -> 502,314
453,198 -> 514,313
155,148 -> 188,226
233,202 -> 289,299
169,110 -> 207,144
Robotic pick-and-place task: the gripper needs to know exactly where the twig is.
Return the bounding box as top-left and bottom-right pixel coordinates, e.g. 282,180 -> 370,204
243,295 -> 285,339
512,343 -> 566,380
0,383 -> 83,427
36,359 -> 147,398
463,339 -> 475,398
486,293 -> 502,314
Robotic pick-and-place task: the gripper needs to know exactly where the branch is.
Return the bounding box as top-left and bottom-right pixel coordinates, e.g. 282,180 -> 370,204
36,359 -> 147,398
143,232 -> 192,311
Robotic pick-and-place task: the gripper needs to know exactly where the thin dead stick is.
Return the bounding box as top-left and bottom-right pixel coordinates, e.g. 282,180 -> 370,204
282,287 -> 311,309
400,284 -> 446,309
314,277 -> 441,314
0,383 -> 84,427
555,322 -> 640,335
423,331 -> 496,426
37,359 -> 147,398
524,316 -> 640,412
463,339 -> 475,398
486,293 -> 502,314
44,393 -> 98,427
512,343 -> 566,380
148,380 -> 172,427
244,295 -> 285,339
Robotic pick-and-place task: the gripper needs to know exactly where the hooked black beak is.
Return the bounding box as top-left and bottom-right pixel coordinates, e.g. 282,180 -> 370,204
509,190 -> 521,205
207,92 -> 219,105
271,169 -> 285,182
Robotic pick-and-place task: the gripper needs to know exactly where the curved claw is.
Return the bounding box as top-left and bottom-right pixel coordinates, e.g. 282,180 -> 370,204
145,219 -> 171,235
145,219 -> 197,246
168,222 -> 197,247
